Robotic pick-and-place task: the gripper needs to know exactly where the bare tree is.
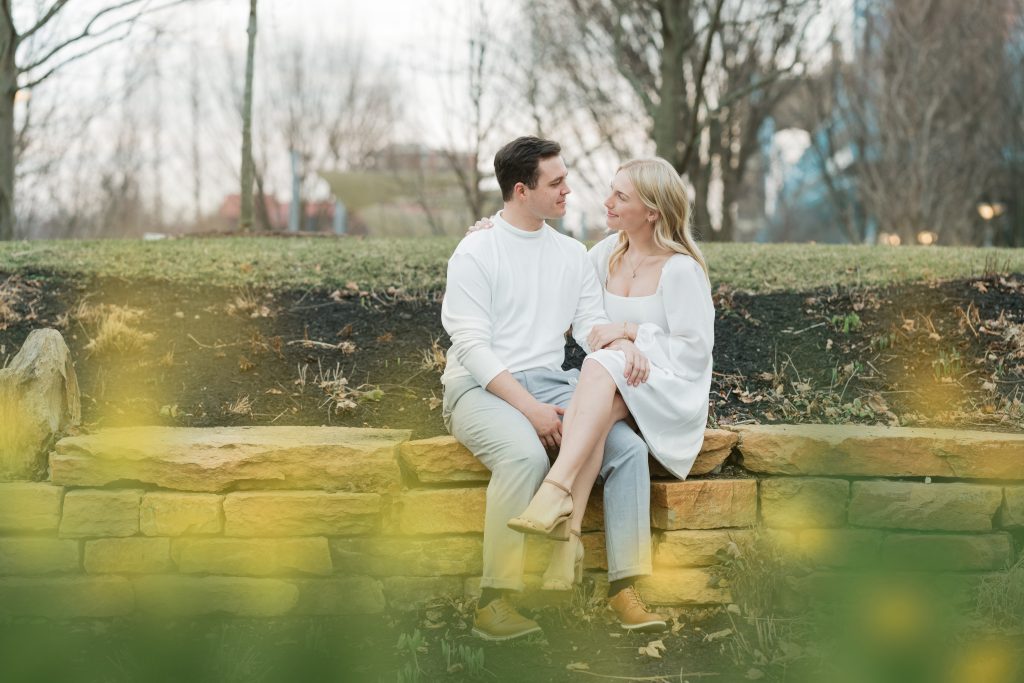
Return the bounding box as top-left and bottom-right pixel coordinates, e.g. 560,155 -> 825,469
0,0 -> 189,240
524,0 -> 820,241
837,0 -> 1009,245
239,0 -> 257,232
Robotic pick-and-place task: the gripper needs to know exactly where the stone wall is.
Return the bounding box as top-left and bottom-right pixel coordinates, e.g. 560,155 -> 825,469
0,424 -> 1020,618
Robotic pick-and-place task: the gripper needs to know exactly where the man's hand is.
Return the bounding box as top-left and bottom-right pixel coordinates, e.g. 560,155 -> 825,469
587,322 -> 626,351
525,400 -> 565,450
607,339 -> 650,386
466,217 -> 494,235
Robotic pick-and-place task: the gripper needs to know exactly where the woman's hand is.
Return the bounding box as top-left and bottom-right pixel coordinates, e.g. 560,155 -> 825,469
588,322 -> 628,350
606,339 -> 650,386
466,217 -> 494,235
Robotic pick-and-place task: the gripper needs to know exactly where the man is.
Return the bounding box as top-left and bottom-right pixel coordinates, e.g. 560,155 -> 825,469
441,136 -> 666,641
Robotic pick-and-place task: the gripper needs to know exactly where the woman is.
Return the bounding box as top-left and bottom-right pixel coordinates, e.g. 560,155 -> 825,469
502,157 -> 715,608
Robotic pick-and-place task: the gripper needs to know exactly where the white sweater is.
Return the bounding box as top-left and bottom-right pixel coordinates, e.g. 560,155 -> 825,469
441,212 -> 609,388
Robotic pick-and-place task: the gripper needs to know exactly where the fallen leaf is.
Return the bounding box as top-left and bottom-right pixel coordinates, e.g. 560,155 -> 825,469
639,639 -> 666,658
703,628 -> 732,642
745,668 -> 764,679
566,662 -> 590,671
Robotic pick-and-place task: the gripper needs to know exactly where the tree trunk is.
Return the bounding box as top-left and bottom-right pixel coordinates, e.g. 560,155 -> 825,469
652,2 -> 690,171
239,0 -> 258,232
0,11 -> 16,241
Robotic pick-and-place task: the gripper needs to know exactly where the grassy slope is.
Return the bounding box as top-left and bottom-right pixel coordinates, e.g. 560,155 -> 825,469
1,237 -> 1021,293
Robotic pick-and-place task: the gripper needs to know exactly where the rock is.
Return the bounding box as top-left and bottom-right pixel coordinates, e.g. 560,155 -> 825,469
796,528 -> 883,568
399,436 -> 489,484
397,488 -> 486,534
381,576 -> 464,611
655,529 -> 754,568
638,568 -> 730,604
736,424 -> 1024,479
650,480 -> 757,530
0,538 -> 80,574
132,576 -> 299,617
1001,486 -> 1024,528
0,576 -> 132,617
223,491 -> 380,537
760,478 -> 850,528
849,481 -> 1003,531
291,576 -> 385,615
878,533 -> 1013,571
59,489 -> 142,538
331,536 -> 482,576
84,538 -> 171,574
402,430 -> 738,485
140,492 -> 223,536
51,426 -> 409,492
172,537 -> 332,576
0,482 -> 62,532
0,329 -> 80,480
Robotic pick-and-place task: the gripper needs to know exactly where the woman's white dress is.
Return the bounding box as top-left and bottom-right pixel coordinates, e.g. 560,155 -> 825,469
586,235 -> 715,480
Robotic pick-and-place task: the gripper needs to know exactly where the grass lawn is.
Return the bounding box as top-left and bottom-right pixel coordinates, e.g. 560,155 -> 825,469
2,237 -> 1023,293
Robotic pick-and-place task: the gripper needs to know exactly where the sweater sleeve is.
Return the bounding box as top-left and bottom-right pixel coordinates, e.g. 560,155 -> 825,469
440,250 -> 507,387
571,243 -> 610,352
633,255 -> 714,381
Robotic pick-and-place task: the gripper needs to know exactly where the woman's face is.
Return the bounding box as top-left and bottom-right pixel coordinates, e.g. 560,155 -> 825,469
604,171 -> 654,234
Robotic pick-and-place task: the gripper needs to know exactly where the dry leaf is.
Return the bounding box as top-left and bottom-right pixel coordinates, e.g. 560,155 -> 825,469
745,668 -> 765,679
638,639 -> 666,658
703,628 -> 732,642
566,662 -> 590,671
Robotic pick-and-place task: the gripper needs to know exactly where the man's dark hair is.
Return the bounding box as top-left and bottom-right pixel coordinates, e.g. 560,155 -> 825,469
494,136 -> 562,201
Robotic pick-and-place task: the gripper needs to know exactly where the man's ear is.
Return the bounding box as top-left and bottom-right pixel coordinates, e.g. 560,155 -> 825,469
514,182 -> 527,199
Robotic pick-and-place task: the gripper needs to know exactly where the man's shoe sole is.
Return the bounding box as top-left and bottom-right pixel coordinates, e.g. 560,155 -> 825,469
471,624 -> 543,642
620,620 -> 668,632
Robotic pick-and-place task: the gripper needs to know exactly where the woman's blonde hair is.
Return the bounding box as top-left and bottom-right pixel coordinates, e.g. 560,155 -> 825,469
608,157 -> 709,282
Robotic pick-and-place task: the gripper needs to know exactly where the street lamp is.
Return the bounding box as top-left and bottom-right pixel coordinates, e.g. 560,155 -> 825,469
977,200 -> 1007,247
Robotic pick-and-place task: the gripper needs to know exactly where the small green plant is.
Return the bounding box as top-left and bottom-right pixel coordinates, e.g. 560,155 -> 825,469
931,349 -> 962,381
441,639 -> 485,677
395,629 -> 426,683
830,312 -> 862,334
869,331 -> 897,352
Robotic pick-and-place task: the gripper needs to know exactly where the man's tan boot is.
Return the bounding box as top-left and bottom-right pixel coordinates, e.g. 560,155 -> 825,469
608,586 -> 668,632
472,598 -> 543,641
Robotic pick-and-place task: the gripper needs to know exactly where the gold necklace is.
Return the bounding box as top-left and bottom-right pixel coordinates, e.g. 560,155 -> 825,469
628,252 -> 654,279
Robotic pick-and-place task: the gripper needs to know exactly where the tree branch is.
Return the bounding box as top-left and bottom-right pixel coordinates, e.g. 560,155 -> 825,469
16,0 -> 71,47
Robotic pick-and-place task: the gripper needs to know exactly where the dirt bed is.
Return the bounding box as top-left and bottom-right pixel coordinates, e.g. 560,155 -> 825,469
1,269 -> 1022,436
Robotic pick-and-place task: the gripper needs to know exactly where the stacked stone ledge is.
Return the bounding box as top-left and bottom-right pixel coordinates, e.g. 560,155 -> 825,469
0,423 -> 1020,617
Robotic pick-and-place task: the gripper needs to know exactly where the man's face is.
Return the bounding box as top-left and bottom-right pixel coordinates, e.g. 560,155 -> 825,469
521,156 -> 571,221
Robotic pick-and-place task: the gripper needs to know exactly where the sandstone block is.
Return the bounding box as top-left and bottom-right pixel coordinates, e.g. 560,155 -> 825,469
399,437 -> 489,484
1002,486 -> 1024,528
651,480 -> 757,530
332,536 -> 482,576
140,492 -> 222,536
172,537 -> 332,576
0,538 -> 80,574
651,429 -> 739,478
736,424 -> 1024,479
849,481 -> 1002,531
637,568 -> 730,605
291,576 -> 385,615
0,329 -> 80,480
760,478 -> 849,528
879,533 -> 1014,571
397,488 -> 486,534
797,528 -> 883,568
0,576 -> 132,617
582,532 -> 607,571
655,530 -> 754,568
84,537 -> 171,574
0,482 -> 62,532
223,491 -> 380,537
59,489 -> 141,538
133,576 -> 298,616
51,425 -> 409,492
382,576 -> 464,611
